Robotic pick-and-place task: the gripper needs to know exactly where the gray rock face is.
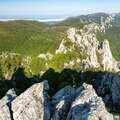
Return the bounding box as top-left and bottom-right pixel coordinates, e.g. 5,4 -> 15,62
97,73 -> 120,112
0,81 -> 51,120
0,89 -> 16,120
99,40 -> 119,71
55,16 -> 120,72
51,86 -> 76,120
0,89 -> 16,107
50,83 -> 114,120
0,80 -> 118,120
66,84 -> 114,120
12,80 -> 50,120
0,105 -> 11,120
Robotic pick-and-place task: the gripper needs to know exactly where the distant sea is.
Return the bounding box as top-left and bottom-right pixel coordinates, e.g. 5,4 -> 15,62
0,15 -> 67,23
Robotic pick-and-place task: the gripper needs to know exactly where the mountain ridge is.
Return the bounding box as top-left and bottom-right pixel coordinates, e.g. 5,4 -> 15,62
0,12 -> 120,119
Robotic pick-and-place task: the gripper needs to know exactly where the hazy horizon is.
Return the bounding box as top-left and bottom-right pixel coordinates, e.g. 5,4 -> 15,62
0,0 -> 120,19
0,12 -> 119,20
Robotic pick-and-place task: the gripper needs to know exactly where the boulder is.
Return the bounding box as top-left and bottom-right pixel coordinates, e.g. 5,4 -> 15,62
0,89 -> 16,120
51,86 -> 76,120
0,89 -> 16,107
97,73 -> 120,112
38,53 -> 53,60
0,105 -> 11,120
66,84 -> 114,120
12,81 -> 50,120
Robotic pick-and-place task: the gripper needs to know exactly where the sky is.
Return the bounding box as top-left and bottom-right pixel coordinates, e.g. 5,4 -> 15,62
0,0 -> 120,18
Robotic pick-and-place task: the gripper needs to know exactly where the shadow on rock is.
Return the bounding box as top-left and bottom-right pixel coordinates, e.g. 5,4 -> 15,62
10,67 -> 40,95
1,67 -> 120,119
41,68 -> 120,114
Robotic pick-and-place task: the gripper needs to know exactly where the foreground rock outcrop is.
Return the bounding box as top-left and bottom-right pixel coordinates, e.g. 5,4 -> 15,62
0,80 -> 118,120
51,83 -> 114,120
0,105 -> 11,120
0,89 -> 16,120
95,73 -> 120,112
51,86 -> 76,120
66,84 -> 114,120
12,81 -> 50,120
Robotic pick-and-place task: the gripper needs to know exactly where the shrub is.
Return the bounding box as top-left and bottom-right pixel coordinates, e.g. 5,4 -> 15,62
29,57 -> 47,75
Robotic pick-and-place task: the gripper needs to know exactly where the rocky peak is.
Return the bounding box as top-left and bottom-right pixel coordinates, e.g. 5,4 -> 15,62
66,83 -> 114,120
101,14 -> 115,29
12,80 -> 50,120
67,28 -> 76,42
99,40 -> 119,71
55,18 -> 120,72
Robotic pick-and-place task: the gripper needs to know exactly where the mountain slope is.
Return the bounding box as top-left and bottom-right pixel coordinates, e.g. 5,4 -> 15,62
0,13 -> 120,60
0,21 -> 67,55
96,14 -> 120,60
61,13 -> 120,60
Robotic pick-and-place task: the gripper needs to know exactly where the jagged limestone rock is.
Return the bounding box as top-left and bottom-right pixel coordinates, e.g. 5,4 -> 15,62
97,73 -> 120,112
56,40 -> 68,54
0,81 -> 118,120
0,105 -> 11,120
99,40 -> 119,71
66,84 -> 114,120
51,84 -> 114,120
0,89 -> 16,120
55,15 -> 120,72
0,89 -> 16,107
12,81 -> 51,120
51,86 -> 76,120
56,28 -> 76,54
38,53 -> 53,60
56,27 -> 101,68
67,28 -> 76,42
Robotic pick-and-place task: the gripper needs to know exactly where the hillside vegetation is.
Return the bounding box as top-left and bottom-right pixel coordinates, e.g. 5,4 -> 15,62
61,13 -> 120,60
0,20 -> 68,55
96,15 -> 120,60
0,13 -> 119,59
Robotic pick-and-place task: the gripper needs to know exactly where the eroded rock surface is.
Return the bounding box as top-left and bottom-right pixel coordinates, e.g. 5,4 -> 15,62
50,83 -> 115,120
0,89 -> 16,120
55,14 -> 120,72
0,80 -> 119,120
96,73 -> 120,112
66,84 -> 114,120
51,86 -> 76,120
12,80 -> 50,120
0,105 -> 11,120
